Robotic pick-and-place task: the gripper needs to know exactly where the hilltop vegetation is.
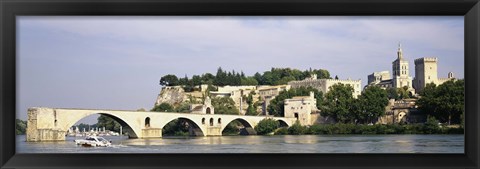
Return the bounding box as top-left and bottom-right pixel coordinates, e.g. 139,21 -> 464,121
159,67 -> 331,91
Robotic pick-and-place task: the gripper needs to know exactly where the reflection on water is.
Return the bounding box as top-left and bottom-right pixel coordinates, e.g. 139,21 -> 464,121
16,134 -> 464,153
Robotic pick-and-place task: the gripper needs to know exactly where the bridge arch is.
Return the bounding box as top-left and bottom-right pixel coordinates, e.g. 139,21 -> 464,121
160,117 -> 205,136
62,112 -> 140,138
277,119 -> 289,127
221,118 -> 256,135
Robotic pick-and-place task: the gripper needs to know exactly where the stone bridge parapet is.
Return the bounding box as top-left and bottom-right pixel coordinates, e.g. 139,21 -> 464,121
26,107 -> 296,142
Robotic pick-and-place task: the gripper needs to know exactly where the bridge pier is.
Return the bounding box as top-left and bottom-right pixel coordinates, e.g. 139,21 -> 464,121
26,108 -> 67,141
205,126 -> 222,136
141,128 -> 162,138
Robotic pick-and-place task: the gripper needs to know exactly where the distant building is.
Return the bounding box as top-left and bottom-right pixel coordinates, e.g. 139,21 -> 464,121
284,91 -> 318,126
190,96 -> 215,114
392,44 -> 414,90
257,85 -> 291,115
288,74 -> 362,98
413,57 -> 455,92
368,71 -> 391,85
365,44 -> 415,95
377,99 -> 425,124
366,71 -> 392,89
210,85 -> 256,115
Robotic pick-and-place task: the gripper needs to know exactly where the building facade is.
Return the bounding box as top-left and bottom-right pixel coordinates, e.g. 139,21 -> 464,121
288,74 -> 362,98
368,71 -> 391,85
392,44 -> 414,90
190,96 -> 215,114
413,57 -> 455,92
365,44 -> 415,95
257,85 -> 291,115
283,92 -> 318,126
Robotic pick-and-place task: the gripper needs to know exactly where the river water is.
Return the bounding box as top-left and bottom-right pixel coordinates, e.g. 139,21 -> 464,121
16,134 -> 464,153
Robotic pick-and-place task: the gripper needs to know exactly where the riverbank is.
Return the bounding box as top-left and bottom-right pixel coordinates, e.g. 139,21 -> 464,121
273,123 -> 464,135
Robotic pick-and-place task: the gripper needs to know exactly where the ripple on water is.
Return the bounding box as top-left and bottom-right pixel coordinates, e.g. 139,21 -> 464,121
15,134 -> 464,153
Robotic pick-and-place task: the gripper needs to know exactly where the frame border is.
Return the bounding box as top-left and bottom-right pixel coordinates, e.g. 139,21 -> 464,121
1,0 -> 479,168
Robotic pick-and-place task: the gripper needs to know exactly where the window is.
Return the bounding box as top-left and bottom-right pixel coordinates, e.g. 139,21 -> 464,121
145,117 -> 150,128
218,118 -> 221,124
210,118 -> 214,126
202,118 -> 205,124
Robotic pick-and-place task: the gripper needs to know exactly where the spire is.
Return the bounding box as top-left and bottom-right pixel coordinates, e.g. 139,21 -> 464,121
397,42 -> 403,60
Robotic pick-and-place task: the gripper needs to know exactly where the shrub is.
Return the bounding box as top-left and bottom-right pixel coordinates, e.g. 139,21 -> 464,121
423,116 -> 441,134
274,127 -> 289,135
255,118 -> 279,135
288,121 -> 307,135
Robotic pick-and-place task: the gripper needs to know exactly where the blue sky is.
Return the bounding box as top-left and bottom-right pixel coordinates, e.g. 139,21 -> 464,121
17,16 -> 464,124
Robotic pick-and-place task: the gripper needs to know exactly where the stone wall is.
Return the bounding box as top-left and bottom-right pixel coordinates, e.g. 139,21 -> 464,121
288,78 -> 362,98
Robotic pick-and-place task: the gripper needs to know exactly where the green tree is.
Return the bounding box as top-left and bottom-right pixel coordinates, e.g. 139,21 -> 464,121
313,69 -> 331,79
159,74 -> 179,86
211,96 -> 239,115
201,73 -> 215,84
151,103 -> 174,112
417,80 -> 464,124
97,115 -> 121,132
214,67 -> 227,86
321,83 -> 355,123
244,91 -> 258,116
254,118 -> 279,135
162,119 -> 189,136
386,87 -> 399,100
16,119 -> 27,135
423,116 -> 440,134
287,121 -> 307,135
241,77 -> 259,86
354,86 -> 389,124
175,102 -> 191,113
191,75 -> 202,86
396,86 -> 411,99
434,80 -> 464,124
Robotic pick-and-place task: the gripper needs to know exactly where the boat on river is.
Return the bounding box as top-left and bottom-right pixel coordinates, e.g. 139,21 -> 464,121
74,136 -> 112,147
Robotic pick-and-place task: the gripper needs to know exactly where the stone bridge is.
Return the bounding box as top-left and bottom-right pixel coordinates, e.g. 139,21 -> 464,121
26,107 -> 296,141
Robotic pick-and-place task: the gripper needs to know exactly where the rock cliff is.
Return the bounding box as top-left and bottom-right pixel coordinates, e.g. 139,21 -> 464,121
155,86 -> 187,107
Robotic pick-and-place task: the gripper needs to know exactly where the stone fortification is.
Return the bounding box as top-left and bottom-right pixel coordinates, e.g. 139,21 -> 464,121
414,57 -> 438,64
413,57 -> 455,92
288,78 -> 362,98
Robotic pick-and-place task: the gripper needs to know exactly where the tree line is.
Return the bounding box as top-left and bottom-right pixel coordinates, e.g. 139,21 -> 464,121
416,79 -> 464,125
159,67 -> 331,90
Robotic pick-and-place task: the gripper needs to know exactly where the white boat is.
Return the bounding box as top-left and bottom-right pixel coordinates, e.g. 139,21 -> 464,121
74,136 -> 112,147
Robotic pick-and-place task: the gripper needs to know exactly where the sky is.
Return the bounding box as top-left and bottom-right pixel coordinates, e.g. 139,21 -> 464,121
17,16 -> 464,124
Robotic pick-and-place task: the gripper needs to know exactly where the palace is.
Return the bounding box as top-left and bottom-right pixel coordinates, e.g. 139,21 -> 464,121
413,57 -> 455,92
366,44 -> 455,95
287,74 -> 362,98
366,44 -> 415,94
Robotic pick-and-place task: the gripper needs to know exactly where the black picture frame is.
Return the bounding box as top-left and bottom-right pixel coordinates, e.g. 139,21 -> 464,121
1,0 -> 479,168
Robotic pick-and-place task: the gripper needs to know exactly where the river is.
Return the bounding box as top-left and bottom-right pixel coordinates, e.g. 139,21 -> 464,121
16,134 -> 464,153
